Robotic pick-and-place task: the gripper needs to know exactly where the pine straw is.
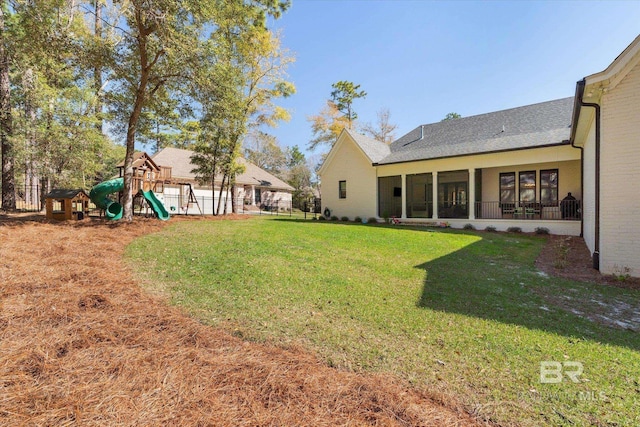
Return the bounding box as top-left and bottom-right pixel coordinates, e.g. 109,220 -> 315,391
0,215 -> 484,426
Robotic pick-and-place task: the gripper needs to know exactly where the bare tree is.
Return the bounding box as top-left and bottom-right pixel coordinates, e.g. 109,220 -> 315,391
360,108 -> 397,145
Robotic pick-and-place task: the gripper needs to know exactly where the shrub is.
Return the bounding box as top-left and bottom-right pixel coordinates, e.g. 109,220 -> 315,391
553,258 -> 567,269
612,265 -> 632,282
354,216 -> 362,223
463,223 -> 475,230
485,226 -> 497,232
341,216 -> 349,221
507,226 -> 522,233
367,217 -> 378,224
535,227 -> 550,235
552,239 -> 570,269
318,216 -> 326,221
330,215 -> 339,221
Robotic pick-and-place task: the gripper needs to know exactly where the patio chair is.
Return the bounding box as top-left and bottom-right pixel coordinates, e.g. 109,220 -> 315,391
513,207 -> 523,219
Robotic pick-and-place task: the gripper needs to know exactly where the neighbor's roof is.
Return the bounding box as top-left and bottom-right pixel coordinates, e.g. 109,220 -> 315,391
347,129 -> 390,163
152,147 -> 294,192
377,97 -> 574,165
45,189 -> 89,199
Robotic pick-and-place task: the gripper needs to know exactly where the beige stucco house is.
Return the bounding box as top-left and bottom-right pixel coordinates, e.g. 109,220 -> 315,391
319,33 -> 640,277
150,147 -> 294,215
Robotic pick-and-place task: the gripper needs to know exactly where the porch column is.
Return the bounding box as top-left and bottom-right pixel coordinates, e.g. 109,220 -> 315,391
250,185 -> 256,206
468,168 -> 475,220
401,174 -> 407,219
432,171 -> 438,220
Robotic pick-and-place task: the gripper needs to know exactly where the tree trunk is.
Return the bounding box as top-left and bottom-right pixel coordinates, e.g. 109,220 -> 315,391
123,9 -> 156,221
210,148 -> 219,214
216,173 -> 227,216
123,94 -> 142,220
40,177 -> 49,209
223,177 -> 229,215
230,176 -> 237,214
23,68 -> 38,208
0,5 -> 15,211
94,0 -> 103,134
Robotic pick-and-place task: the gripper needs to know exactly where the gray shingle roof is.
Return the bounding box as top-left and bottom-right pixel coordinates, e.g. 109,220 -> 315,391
346,129 -> 390,163
152,147 -> 294,192
378,97 -> 574,165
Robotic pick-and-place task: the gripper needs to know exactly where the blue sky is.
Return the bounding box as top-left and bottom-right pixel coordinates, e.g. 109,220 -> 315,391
265,0 -> 640,157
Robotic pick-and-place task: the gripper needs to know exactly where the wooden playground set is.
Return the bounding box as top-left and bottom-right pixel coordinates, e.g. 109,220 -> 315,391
45,152 -> 201,221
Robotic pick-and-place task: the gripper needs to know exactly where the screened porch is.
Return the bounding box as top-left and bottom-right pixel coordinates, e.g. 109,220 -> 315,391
377,162 -> 582,222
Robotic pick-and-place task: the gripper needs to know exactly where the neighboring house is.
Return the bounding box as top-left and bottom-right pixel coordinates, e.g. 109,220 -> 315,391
152,147 -> 294,214
118,147 -> 294,215
319,33 -> 640,277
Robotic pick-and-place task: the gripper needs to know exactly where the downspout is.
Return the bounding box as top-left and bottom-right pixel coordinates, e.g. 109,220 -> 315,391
573,79 -> 601,270
570,82 -> 585,238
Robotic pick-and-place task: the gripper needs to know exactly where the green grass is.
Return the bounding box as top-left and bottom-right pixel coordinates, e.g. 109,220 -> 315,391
127,217 -> 640,426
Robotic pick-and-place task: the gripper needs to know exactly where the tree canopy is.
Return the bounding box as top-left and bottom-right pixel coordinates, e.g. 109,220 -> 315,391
442,112 -> 462,121
307,100 -> 349,151
330,80 -> 366,127
190,1 -> 294,215
307,80 -> 369,151
1,0 -> 122,210
0,0 -> 294,218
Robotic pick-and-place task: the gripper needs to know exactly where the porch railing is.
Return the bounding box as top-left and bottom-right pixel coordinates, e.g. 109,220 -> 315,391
404,200 -> 581,220
473,200 -> 581,220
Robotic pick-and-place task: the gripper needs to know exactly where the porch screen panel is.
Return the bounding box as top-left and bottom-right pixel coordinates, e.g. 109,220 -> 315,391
500,172 -> 515,203
519,171 -> 536,202
406,173 -> 432,218
437,170 -> 468,219
378,176 -> 402,218
540,169 -> 558,206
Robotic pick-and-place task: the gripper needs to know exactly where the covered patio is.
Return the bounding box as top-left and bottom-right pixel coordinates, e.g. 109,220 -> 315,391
377,153 -> 582,235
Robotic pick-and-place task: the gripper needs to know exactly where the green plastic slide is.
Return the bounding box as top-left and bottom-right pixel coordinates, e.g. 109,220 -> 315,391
140,190 -> 170,221
89,177 -> 124,220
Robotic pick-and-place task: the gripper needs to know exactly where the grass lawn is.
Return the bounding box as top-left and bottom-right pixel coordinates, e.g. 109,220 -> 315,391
127,217 -> 640,426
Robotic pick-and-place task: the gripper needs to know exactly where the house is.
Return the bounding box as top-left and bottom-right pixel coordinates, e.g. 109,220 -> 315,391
571,34 -> 640,276
319,98 -> 581,236
150,147 -> 294,214
319,33 -> 640,277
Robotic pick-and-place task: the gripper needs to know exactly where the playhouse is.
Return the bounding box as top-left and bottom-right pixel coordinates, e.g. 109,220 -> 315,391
45,189 -> 91,221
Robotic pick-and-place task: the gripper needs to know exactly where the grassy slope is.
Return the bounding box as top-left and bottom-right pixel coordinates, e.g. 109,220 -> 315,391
127,218 -> 640,426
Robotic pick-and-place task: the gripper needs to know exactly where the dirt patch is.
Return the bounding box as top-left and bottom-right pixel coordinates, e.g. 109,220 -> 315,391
535,235 -> 640,332
535,235 -> 640,288
0,214 -> 484,426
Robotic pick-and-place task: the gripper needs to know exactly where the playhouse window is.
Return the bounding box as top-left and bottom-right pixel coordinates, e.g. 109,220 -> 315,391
52,199 -> 64,212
